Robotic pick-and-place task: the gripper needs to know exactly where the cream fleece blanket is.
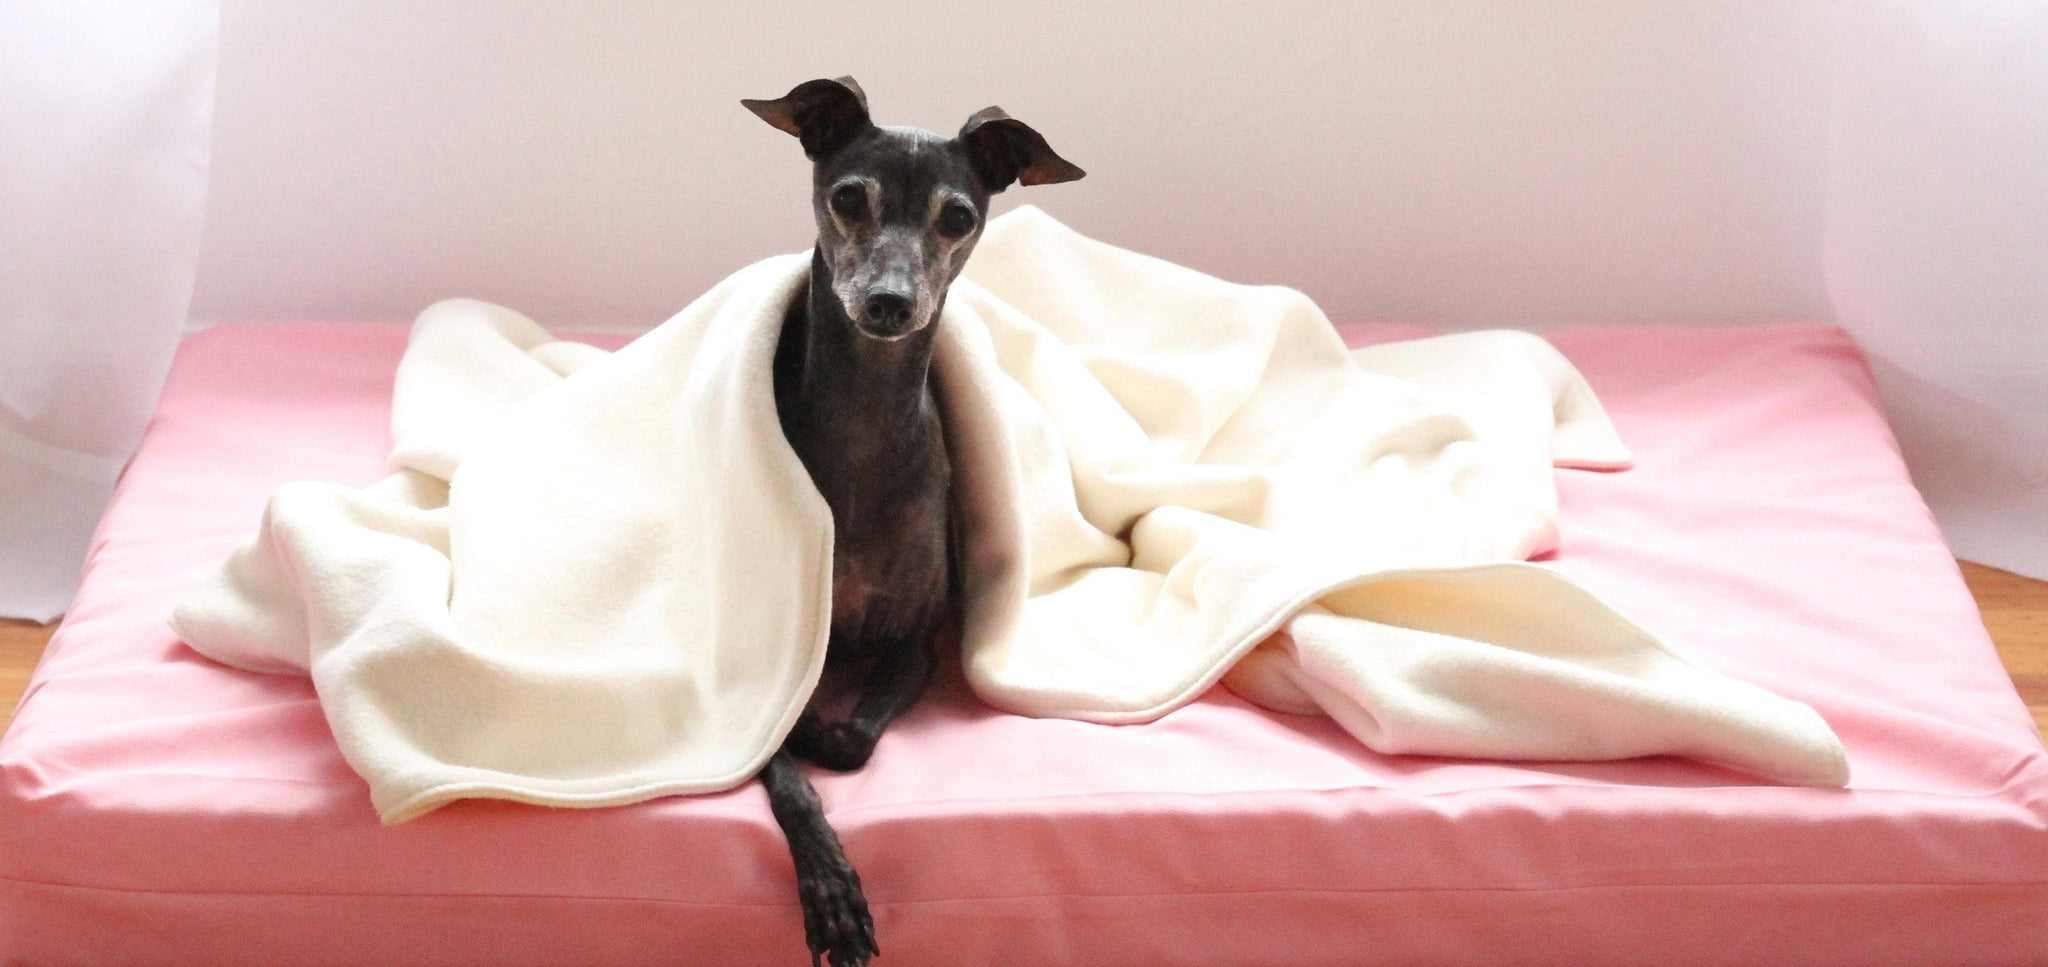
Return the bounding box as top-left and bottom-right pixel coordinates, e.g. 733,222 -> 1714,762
173,207 -> 1847,822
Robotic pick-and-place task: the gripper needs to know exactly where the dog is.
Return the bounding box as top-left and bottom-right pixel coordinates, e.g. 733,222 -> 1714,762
743,76 -> 1083,966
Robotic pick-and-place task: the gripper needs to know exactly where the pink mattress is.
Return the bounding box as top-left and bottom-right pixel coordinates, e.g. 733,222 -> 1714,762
3,322 -> 2044,965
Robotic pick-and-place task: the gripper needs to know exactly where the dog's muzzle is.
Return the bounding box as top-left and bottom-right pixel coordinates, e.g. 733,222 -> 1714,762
856,291 -> 918,339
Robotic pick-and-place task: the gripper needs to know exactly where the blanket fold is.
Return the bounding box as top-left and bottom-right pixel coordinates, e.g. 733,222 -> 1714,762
173,206 -> 1846,822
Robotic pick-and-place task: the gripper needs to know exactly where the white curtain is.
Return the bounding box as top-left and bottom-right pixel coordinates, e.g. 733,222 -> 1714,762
0,0 -> 218,620
1826,1 -> 2048,581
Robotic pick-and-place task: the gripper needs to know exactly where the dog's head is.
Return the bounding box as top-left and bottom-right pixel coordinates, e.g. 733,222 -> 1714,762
744,77 -> 1084,340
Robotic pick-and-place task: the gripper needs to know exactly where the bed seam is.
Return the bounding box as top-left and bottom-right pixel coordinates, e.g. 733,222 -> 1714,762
1,872 -> 2044,908
7,765 -> 2045,812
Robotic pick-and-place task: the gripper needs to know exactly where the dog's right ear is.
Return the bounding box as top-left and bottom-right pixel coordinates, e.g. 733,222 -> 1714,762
742,77 -> 872,161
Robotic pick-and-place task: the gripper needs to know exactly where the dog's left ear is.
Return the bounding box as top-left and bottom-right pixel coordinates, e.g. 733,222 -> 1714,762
959,107 -> 1086,193
742,76 -> 872,160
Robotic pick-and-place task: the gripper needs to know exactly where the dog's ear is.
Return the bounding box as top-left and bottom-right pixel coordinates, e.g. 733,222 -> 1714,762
958,107 -> 1086,193
742,77 -> 872,160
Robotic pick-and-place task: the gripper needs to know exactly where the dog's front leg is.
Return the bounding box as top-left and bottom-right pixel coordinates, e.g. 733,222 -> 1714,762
761,748 -> 878,966
786,637 -> 936,772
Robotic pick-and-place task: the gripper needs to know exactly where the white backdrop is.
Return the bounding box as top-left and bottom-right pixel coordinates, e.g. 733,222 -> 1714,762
189,1 -> 1837,329
4,2 -> 2045,618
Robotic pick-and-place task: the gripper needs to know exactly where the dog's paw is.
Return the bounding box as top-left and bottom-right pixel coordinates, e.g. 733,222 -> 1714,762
787,717 -> 874,772
797,855 -> 878,966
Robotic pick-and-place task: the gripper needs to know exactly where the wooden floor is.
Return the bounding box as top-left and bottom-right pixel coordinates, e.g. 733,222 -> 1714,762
4,561 -> 2047,738
2,618 -> 45,737
1961,561 -> 2048,737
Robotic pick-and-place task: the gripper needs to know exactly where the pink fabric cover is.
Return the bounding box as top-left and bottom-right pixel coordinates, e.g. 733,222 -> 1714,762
3,322 -> 2044,965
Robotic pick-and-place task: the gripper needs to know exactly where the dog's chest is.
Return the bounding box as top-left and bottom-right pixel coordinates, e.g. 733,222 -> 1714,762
829,553 -> 898,632
825,480 -> 950,650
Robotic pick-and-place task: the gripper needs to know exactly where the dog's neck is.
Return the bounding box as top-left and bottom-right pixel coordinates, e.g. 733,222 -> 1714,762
778,247 -> 943,494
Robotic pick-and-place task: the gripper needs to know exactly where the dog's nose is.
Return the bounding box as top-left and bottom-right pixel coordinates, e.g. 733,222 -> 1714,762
862,292 -> 913,331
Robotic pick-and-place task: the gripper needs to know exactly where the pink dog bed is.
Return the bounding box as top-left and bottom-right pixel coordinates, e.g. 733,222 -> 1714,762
3,322 -> 2044,965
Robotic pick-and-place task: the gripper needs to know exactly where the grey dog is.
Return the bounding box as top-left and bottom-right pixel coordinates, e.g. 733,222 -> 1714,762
744,76 -> 1083,965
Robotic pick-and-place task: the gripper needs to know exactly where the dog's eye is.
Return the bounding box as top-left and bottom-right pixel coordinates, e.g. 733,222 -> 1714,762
830,184 -> 868,221
937,202 -> 977,239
